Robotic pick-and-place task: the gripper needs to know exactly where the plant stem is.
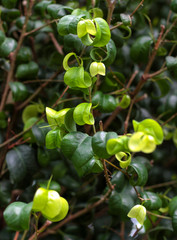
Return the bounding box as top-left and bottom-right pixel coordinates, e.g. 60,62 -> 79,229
49,32 -> 63,55
101,159 -> 114,190
147,210 -> 171,220
14,231 -> 19,240
145,180 -> 177,190
162,112 -> 177,126
21,230 -> 28,240
106,0 -> 116,25
0,0 -> 35,111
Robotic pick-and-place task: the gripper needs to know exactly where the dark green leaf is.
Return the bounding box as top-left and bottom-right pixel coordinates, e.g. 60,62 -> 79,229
130,36 -> 152,63
15,61 -> 39,79
170,0 -> 177,13
16,46 -> 33,63
61,132 -> 102,176
64,108 -> 77,132
16,16 -> 34,31
3,202 -> 32,231
141,191 -> 162,210
92,131 -> 118,158
172,210 -> 177,233
111,171 -> 125,192
1,8 -> 20,22
0,180 -> 12,207
47,4 -> 73,19
2,0 -> 17,9
35,0 -> 53,16
0,38 -> 17,58
0,30 -> 5,45
37,147 -> 51,167
120,14 -> 132,26
6,145 -> 37,184
128,160 -> 148,186
9,82 -> 28,102
57,15 -> 82,36
32,122 -> 51,146
169,196 -> 177,216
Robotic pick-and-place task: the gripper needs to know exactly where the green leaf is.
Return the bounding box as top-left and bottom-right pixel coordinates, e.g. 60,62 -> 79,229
166,56 -> 177,77
128,132 -> 156,153
0,30 -> 5,45
6,145 -> 37,184
120,14 -> 132,26
169,196 -> 177,216
92,91 -> 118,113
3,202 -> 33,231
1,8 -> 20,22
15,61 -> 39,79
34,0 -> 53,16
89,8 -> 103,18
77,20 -> 87,38
63,52 -> 82,71
172,210 -> 177,233
132,119 -> 163,145
16,46 -> 32,63
32,122 -> 51,146
73,103 -> 94,125
64,66 -> 92,89
47,4 -> 73,19
128,160 -> 148,186
0,180 -> 12,207
170,0 -> 177,13
22,103 -> 44,123
111,171 -> 125,192
9,82 -> 28,102
108,190 -> 134,220
118,94 -> 131,109
42,197 -> 69,222
115,152 -> 131,168
141,191 -> 162,210
63,34 -> 84,54
130,36 -> 153,63
0,111 -> 7,129
127,205 -> 146,225
45,129 -> 64,149
151,76 -> 171,99
32,187 -> 62,219
2,0 -> 18,9
61,132 -> 102,176
92,131 -> 118,159
106,136 -> 130,155
0,37 -> 17,58
89,62 -> 105,77
57,15 -> 83,36
64,108 -> 77,132
173,128 -> 177,147
46,107 -> 70,129
37,147 -> 51,167
90,39 -> 117,67
23,117 -> 39,143
16,16 -> 34,31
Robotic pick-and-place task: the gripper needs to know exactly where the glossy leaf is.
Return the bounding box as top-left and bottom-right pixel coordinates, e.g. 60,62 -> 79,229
1,8 -> 20,22
61,132 -> 103,176
130,36 -> 152,63
32,122 -> 51,146
43,197 -> 69,222
132,119 -> 163,145
57,15 -> 83,36
170,0 -> 177,13
16,46 -> 32,63
118,94 -> 131,109
22,103 -> 44,123
16,16 -> 34,31
111,171 -> 125,192
73,103 -> 94,126
0,30 -> 5,45
92,91 -> 118,113
127,205 -> 146,225
37,147 -> 51,167
90,39 -> 117,66
9,82 -> 28,102
2,0 -> 18,9
15,61 -> 39,79
46,107 -> 70,129
128,132 -> 156,153
63,52 -> 82,71
35,0 -> 52,16
90,62 -> 105,77
115,152 -> 131,168
63,34 -> 84,53
6,145 -> 37,184
169,196 -> 177,216
3,202 -> 33,231
47,4 -> 73,19
38,180 -> 61,192
106,136 -> 130,155
172,210 -> 177,233
0,180 -> 12,207
92,131 -> 118,158
45,129 -> 65,149
120,14 -> 132,26
141,191 -> 162,210
0,37 -> 17,58
89,8 -> 103,18
128,161 -> 148,186
32,187 -> 62,219
64,108 -> 77,132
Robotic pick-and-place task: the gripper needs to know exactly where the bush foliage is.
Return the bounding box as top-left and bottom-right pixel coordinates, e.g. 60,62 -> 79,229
0,0 -> 177,239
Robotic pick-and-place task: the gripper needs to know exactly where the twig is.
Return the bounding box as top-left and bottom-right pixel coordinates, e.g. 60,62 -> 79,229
101,159 -> 114,190
124,99 -> 134,134
0,0 -> 35,111
145,180 -> 177,190
24,19 -> 57,36
49,32 -> 63,55
126,70 -> 139,89
13,231 -> 19,240
29,189 -> 112,239
147,210 -> 171,220
103,107 -> 122,130
162,112 -> 177,126
110,0 -> 144,31
106,0 -> 116,25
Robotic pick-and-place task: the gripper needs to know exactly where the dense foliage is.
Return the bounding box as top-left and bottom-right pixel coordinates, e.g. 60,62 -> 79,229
0,0 -> 177,239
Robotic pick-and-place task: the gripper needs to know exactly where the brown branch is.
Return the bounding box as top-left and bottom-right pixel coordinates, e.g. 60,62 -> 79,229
29,189 -> 112,240
162,112 -> 177,126
124,99 -> 134,134
101,159 -> 114,190
103,107 -> 122,131
106,0 -> 116,25
110,0 -> 144,31
145,180 -> 177,190
0,0 -> 35,111
24,19 -> 57,36
49,32 -> 64,55
126,70 -> 139,89
14,231 -> 20,240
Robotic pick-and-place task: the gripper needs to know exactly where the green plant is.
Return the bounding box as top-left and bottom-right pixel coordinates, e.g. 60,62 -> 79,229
1,0 -> 177,239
